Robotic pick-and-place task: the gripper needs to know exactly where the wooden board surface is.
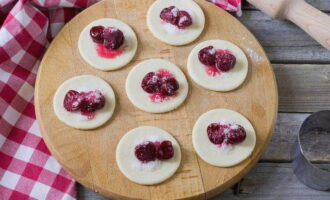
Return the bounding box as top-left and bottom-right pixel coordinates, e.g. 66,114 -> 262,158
34,0 -> 278,199
78,163 -> 330,200
75,1 -> 330,198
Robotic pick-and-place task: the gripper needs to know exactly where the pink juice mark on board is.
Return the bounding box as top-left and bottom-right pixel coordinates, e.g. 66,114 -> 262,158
96,44 -> 125,59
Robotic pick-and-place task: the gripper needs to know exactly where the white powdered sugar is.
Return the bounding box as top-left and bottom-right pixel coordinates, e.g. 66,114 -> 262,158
77,87 -> 91,92
218,72 -> 231,78
219,119 -> 231,125
163,23 -> 187,34
223,128 -> 230,134
170,7 -> 179,17
74,113 -> 89,121
208,47 -> 216,55
179,16 -> 188,24
161,8 -> 194,35
134,136 -> 163,147
72,101 -> 80,108
110,27 -> 118,31
150,74 -> 159,84
217,143 -> 233,152
230,124 -> 239,130
132,159 -> 161,171
132,135 -> 163,171
145,135 -> 163,143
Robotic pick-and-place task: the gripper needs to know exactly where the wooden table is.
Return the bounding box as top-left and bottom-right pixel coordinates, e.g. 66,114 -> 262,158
77,0 -> 330,199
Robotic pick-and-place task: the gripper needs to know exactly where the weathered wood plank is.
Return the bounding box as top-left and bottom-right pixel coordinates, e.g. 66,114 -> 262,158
243,0 -> 330,11
78,163 -> 330,200
215,163 -> 330,200
77,184 -> 108,200
274,64 -> 330,112
261,113 -> 308,161
238,11 -> 330,63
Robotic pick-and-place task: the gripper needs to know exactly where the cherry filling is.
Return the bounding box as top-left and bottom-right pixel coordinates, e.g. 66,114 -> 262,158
207,122 -> 246,146
141,69 -> 179,103
63,90 -> 106,119
135,140 -> 174,163
198,46 -> 236,76
215,51 -> 236,72
160,6 -> 192,29
89,26 -> 125,58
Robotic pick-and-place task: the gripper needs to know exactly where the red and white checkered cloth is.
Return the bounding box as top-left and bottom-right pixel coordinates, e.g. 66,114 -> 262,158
207,0 -> 242,16
0,0 -> 240,199
0,0 -> 98,199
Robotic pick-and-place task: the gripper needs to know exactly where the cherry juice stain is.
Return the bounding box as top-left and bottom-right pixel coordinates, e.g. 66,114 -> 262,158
148,69 -> 179,103
205,65 -> 220,77
149,91 -> 179,103
157,68 -> 174,77
204,49 -> 232,77
96,43 -> 125,59
81,110 -> 96,120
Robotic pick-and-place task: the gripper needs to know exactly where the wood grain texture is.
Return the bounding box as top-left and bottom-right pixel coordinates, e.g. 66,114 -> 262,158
239,11 -> 330,63
246,0 -> 330,51
78,163 -> 330,200
216,163 -> 330,200
274,64 -> 330,112
285,0 -> 330,50
34,0 -> 278,199
261,113 -> 308,161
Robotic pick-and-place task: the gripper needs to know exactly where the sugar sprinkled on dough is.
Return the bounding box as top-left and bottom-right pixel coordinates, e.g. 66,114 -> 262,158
132,159 -> 161,171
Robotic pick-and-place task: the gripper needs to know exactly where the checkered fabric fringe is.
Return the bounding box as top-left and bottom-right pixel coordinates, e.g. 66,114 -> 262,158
0,1 -> 97,199
0,0 -> 241,199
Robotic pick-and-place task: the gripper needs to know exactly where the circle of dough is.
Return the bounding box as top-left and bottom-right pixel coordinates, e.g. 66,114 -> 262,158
147,0 -> 205,46
78,18 -> 138,71
126,59 -> 189,113
53,75 -> 116,130
192,109 -> 256,167
116,126 -> 181,185
187,40 -> 249,91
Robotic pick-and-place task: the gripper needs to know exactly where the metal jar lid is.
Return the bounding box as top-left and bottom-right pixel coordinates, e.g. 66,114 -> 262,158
291,110 -> 330,191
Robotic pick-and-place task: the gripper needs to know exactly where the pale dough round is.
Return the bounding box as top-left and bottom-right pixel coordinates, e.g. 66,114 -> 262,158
192,109 -> 256,167
116,126 -> 181,185
147,0 -> 205,46
53,75 -> 116,130
78,18 -> 138,71
187,40 -> 249,91
125,59 -> 189,113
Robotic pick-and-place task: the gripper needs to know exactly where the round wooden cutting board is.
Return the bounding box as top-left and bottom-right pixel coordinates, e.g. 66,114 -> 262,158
35,0 -> 278,199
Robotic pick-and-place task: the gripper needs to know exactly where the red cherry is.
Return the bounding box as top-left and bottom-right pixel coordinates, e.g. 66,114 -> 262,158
215,51 -> 236,72
160,6 -> 179,25
141,72 -> 161,94
63,90 -> 83,112
207,123 -> 225,144
80,90 -> 106,112
156,140 -> 174,160
160,77 -> 179,96
198,46 -> 216,66
135,141 -> 157,162
90,26 -> 105,43
103,27 -> 124,50
225,124 -> 246,145
177,10 -> 192,29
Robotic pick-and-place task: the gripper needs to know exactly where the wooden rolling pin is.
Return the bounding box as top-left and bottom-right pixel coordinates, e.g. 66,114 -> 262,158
246,0 -> 330,50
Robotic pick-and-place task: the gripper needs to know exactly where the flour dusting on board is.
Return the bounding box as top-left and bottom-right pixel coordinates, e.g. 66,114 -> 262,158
244,47 -> 264,64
